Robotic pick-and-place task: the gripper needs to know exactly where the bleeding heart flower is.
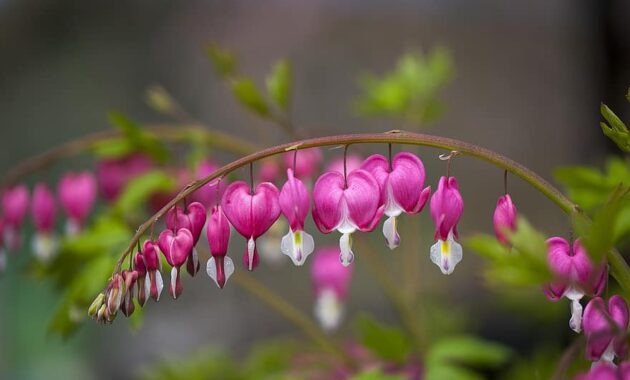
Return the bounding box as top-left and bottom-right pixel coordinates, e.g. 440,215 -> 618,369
133,250 -> 148,306
429,176 -> 464,275
544,238 -> 607,333
312,170 -> 383,266
311,247 -> 353,331
159,228 -> 194,299
141,240 -> 164,302
493,194 -> 517,245
31,183 -> 58,263
120,270 -> 138,317
279,169 -> 315,266
583,295 -> 629,363
206,205 -> 234,288
574,361 -> 630,380
362,151 -> 431,250
166,202 -> 207,276
190,160 -> 227,207
283,148 -> 323,180
58,172 -> 97,235
105,273 -> 124,317
222,181 -> 281,271
97,154 -> 152,202
2,184 -> 30,250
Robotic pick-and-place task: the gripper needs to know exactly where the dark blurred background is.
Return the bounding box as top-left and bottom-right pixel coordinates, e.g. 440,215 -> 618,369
1,1 -> 629,379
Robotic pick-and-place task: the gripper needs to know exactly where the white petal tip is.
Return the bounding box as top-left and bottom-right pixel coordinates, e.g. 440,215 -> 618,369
430,237 -> 463,275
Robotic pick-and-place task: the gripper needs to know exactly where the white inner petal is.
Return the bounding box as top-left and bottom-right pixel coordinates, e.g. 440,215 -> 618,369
32,233 -> 59,263
569,298 -> 584,333
192,247 -> 200,272
247,237 -> 256,271
154,270 -> 164,301
314,288 -> 344,332
170,267 -> 178,299
281,229 -> 315,266
384,181 -> 403,217
336,198 -> 357,234
206,257 -> 218,286
339,232 -> 354,267
382,215 -> 400,250
430,232 -> 463,275
223,256 -> 235,284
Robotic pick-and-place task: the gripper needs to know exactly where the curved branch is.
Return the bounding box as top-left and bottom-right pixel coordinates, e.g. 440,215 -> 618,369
0,124 -> 258,189
113,130 -> 630,292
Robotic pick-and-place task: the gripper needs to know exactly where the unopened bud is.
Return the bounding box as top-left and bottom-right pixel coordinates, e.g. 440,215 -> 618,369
88,293 -> 105,318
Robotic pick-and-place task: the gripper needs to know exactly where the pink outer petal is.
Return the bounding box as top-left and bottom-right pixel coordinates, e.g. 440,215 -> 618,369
361,154 -> 389,205
186,202 -> 207,243
283,148 -> 323,179
312,172 -> 345,233
190,160 -> 228,207
311,246 -> 353,300
207,205 -> 230,257
31,183 -> 56,233
58,172 -> 97,223
609,295 -> 630,357
344,169 -> 382,232
583,297 -> 615,361
142,240 -> 161,271
430,176 -> 463,240
620,361 -> 630,379
166,206 -> 191,231
587,363 -> 618,380
543,283 -> 567,301
134,251 -> 147,276
158,228 -> 194,268
221,181 -> 281,239
279,169 -> 310,231
493,194 -> 517,244
2,185 -> 30,227
389,152 -> 428,213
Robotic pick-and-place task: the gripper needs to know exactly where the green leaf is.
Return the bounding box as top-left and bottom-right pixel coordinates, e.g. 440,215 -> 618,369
92,138 -> 135,159
423,366 -> 483,380
626,87 -> 630,103
354,314 -> 412,363
145,85 -> 178,115
600,103 -> 630,152
206,43 -> 238,78
231,77 -> 270,117
265,59 -> 292,110
573,185 -> 629,262
111,170 -> 176,216
348,370 -> 406,380
108,112 -> 170,163
426,336 -> 512,368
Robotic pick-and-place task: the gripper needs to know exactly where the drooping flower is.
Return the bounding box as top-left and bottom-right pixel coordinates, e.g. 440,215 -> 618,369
206,205 -> 233,288
544,238 -> 607,333
312,170 -> 383,266
141,240 -> 164,302
429,176 -> 464,274
190,160 -> 227,207
31,183 -> 58,262
493,194 -> 517,244
105,273 -> 124,318
2,184 -> 30,250
311,247 -> 353,331
283,148 -> 323,180
158,228 -> 194,299
97,154 -> 152,202
165,202 -> 207,276
362,151 -> 431,250
58,172 -> 97,235
134,250 -> 148,306
326,154 -> 363,175
279,168 -> 315,266
583,295 -> 629,363
573,361 -> 630,380
120,269 -> 138,317
222,181 -> 281,271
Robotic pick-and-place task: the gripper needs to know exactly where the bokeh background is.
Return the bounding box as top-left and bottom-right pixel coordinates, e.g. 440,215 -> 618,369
1,1 -> 630,379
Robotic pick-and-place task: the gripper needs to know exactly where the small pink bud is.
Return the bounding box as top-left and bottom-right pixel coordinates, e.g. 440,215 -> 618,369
429,176 -> 464,275
58,172 -> 97,234
493,194 -> 517,244
134,251 -> 148,306
142,240 -> 163,301
279,169 -> 315,266
106,273 -> 124,316
2,184 -> 30,250
206,205 -> 233,288
120,270 -> 138,317
222,181 -> 281,271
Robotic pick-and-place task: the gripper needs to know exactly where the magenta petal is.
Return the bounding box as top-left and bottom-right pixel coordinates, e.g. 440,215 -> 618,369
609,295 -> 630,357
31,183 -> 56,233
388,152 -> 428,213
2,185 -> 30,227
361,154 -> 389,204
158,228 -> 194,268
583,297 -> 615,361
493,194 -> 517,244
311,246 -> 353,300
142,240 -> 161,271
312,172 -> 345,233
344,169 -> 381,232
543,283 -> 567,301
222,181 -> 281,239
430,176 -> 463,240
279,169 -> 310,231
58,172 -> 97,224
186,202 -> 207,243
587,363 -> 618,380
207,205 -> 231,257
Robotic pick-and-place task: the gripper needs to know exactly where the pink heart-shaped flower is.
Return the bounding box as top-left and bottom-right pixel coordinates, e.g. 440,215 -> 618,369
166,202 -> 207,244
583,295 -> 629,361
279,169 -> 310,231
222,181 -> 281,239
158,228 -> 194,268
430,176 -> 463,241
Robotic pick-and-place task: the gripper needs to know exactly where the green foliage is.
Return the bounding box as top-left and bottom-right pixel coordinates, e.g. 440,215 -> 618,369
466,218 -> 551,287
555,158 -> 630,243
145,85 -> 178,115
266,59 -> 292,110
499,347 -> 581,380
423,336 -> 511,380
348,370 -> 406,380
354,47 -> 454,127
354,314 -> 412,363
92,112 -> 169,163
231,77 -> 271,117
600,102 -> 630,152
206,43 -> 238,78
